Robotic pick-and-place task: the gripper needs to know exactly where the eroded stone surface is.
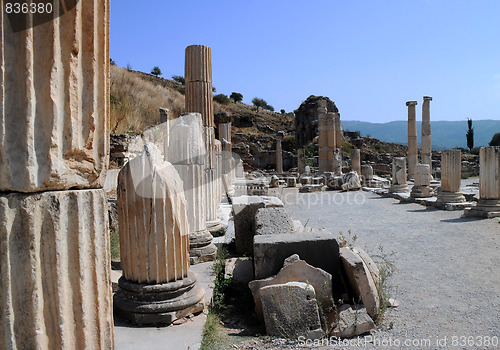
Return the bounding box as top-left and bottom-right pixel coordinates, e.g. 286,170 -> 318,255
249,258 -> 333,319
0,189 -> 114,350
330,304 -> 376,338
260,282 -> 323,340
255,207 -> 293,236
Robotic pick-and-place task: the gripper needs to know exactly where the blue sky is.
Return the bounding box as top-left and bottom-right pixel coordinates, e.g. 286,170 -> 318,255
111,1 -> 500,123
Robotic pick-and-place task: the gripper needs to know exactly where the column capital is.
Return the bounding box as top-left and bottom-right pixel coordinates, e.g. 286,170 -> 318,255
423,96 -> 433,101
406,101 -> 418,106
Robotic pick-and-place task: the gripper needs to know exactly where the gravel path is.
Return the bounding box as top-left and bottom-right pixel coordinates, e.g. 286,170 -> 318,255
236,188 -> 500,350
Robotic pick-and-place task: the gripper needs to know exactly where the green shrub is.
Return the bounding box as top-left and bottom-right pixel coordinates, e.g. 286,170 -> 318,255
171,75 -> 185,84
213,94 -> 230,105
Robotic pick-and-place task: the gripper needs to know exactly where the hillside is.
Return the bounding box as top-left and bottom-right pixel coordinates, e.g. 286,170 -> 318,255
342,120 -> 500,150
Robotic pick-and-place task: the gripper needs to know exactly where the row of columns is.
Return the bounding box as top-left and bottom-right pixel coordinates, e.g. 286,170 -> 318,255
406,96 -> 433,178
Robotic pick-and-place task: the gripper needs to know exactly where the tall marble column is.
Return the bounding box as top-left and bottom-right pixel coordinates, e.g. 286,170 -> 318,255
185,44 -> 222,234
410,164 -> 434,198
169,114 -> 217,264
437,150 -> 465,203
276,132 -> 284,174
297,148 -> 306,174
0,2 -> 114,348
464,147 -> 500,218
421,96 -> 433,170
406,101 -> 418,178
351,149 -> 361,175
114,143 -> 205,324
389,157 -> 409,193
318,101 -> 329,173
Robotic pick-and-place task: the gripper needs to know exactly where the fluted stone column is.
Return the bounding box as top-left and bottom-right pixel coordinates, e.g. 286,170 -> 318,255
389,157 -> 409,193
334,113 -> 342,149
0,2 -> 114,348
114,144 -> 205,324
437,150 -> 465,203
406,101 -> 418,178
351,149 -> 361,175
318,101 -> 329,173
464,147 -> 500,218
327,112 -> 336,172
422,96 -> 433,170
411,164 -> 434,197
169,114 -> 217,264
218,121 -> 235,197
215,139 -> 223,203
185,44 -> 222,234
298,148 -> 306,174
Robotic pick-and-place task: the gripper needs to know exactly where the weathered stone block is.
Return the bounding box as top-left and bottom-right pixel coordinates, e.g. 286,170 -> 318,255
255,207 -> 293,236
233,195 -> 284,255
260,282 -> 323,340
0,189 -> 114,349
224,257 -> 254,285
253,232 -> 342,299
330,304 -> 376,338
340,247 -> 380,317
249,258 -> 333,319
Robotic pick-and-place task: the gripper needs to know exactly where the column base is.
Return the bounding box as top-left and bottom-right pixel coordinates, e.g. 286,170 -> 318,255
389,184 -> 409,193
207,219 -> 224,233
436,191 -> 466,203
114,272 -> 205,325
463,199 -> 500,218
189,230 -> 217,264
410,186 -> 434,198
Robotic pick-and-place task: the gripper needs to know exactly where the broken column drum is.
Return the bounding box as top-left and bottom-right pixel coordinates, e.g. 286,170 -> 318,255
389,157 -> 409,193
406,101 -> 418,178
169,113 -> 217,264
185,44 -> 222,234
410,164 -> 434,198
437,150 -> 465,203
115,143 -> 205,324
351,149 -> 361,175
0,2 -> 114,349
464,147 -> 500,218
421,96 -> 433,170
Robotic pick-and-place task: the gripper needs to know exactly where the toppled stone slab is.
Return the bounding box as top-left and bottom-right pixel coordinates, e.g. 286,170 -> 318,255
253,232 -> 342,299
233,195 -> 284,255
249,257 -> 333,319
330,304 -> 376,338
255,207 -> 293,236
353,247 -> 379,291
342,172 -> 362,191
340,247 -> 380,317
224,258 -> 254,286
260,282 -> 323,340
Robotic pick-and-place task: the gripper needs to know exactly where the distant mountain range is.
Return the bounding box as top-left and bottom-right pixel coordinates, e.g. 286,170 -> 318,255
342,120 -> 500,150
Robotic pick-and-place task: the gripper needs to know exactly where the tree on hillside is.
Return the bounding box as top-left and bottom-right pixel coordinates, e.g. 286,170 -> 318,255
213,94 -> 230,105
252,97 -> 266,111
489,133 -> 500,146
230,92 -> 243,103
466,118 -> 474,151
110,58 -> 116,66
172,75 -> 185,84
151,66 -> 162,77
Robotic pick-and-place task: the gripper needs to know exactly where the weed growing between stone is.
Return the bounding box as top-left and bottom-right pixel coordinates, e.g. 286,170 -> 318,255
372,245 -> 396,325
110,228 -> 121,261
210,226 -> 227,238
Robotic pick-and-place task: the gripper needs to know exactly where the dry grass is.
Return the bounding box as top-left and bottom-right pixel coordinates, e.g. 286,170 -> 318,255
110,65 -> 184,134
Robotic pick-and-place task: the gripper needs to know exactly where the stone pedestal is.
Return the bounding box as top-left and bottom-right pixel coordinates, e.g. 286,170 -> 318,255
389,157 -> 409,193
0,2 -> 114,348
421,96 -> 433,170
464,147 -> 500,218
297,148 -> 306,174
361,165 -> 373,180
351,149 -> 361,175
411,164 -> 434,198
169,114 -> 216,264
406,101 -> 418,178
115,144 -> 205,324
437,150 -> 465,203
